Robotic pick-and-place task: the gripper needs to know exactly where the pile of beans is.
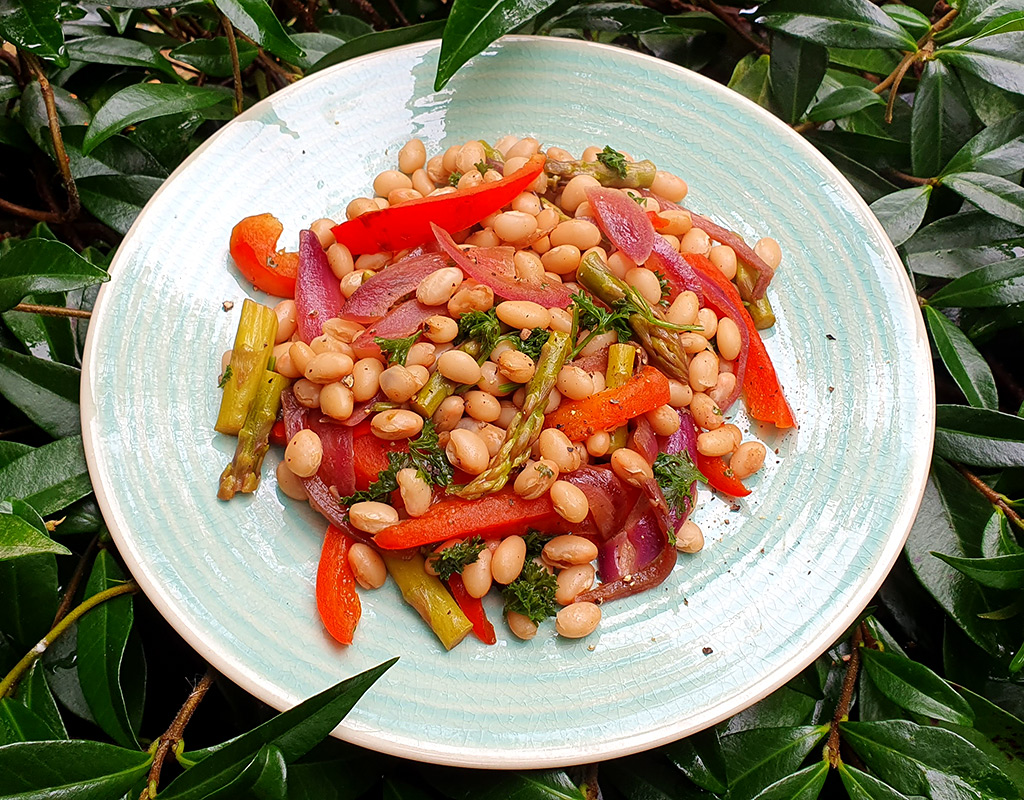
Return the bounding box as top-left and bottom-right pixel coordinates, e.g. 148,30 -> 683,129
231,135 -> 780,641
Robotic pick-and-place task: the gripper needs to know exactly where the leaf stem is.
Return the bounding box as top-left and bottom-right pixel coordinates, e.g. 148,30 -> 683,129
824,624 -> 863,768
140,668 -> 216,800
882,169 -> 937,187
12,302 -> 93,319
52,534 -> 101,625
0,580 -> 139,699
222,15 -> 244,115
956,464 -> 1024,534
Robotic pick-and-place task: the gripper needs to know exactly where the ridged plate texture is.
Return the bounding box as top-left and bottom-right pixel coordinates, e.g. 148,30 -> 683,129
81,37 -> 934,768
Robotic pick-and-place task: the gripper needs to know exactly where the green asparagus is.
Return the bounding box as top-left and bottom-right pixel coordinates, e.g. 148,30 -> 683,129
217,370 -> 289,500
606,343 -> 635,453
215,298 -> 278,435
382,553 -> 473,650
545,158 -> 657,188
410,340 -> 482,417
735,261 -> 776,329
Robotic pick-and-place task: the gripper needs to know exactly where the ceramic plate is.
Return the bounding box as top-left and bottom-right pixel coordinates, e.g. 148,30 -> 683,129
81,37 -> 934,768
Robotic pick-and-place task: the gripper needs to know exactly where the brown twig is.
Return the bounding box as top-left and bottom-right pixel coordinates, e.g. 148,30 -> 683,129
383,0 -> 410,27
348,0 -> 388,30
957,464 -> 1024,534
700,0 -> 769,54
12,302 -> 93,319
0,196 -> 66,223
140,669 -> 217,800
283,0 -> 318,30
882,168 -> 937,187
0,48 -> 23,86
883,50 -> 921,123
824,625 -> 863,768
52,535 -> 101,625
222,16 -> 244,115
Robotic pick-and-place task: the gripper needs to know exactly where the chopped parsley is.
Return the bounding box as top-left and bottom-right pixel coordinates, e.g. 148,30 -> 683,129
457,307 -> 502,357
475,161 -> 490,175
523,530 -> 552,560
218,364 -> 233,388
432,536 -> 486,581
570,290 -> 633,357
374,329 -> 421,366
597,145 -> 628,180
653,452 -> 707,545
502,559 -> 558,624
449,171 -> 463,186
515,328 -> 550,361
654,270 -> 671,307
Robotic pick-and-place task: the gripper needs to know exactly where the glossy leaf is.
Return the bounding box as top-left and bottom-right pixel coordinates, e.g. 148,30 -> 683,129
748,761 -> 828,800
285,741 -> 381,799
939,684 -> 1024,788
924,305 -> 999,410
841,719 -> 1018,799
0,348 -> 81,438
721,725 -> 829,800
0,698 -> 60,744
0,551 -> 57,657
838,764 -> 915,800
911,60 -> 976,178
943,111 -> 1024,176
860,647 -> 975,724
0,239 -> 108,313
808,138 -> 898,203
0,435 -> 92,516
170,36 -> 259,77
724,686 -> 818,733
18,661 -> 66,740
17,81 -> 90,153
757,0 -> 917,50
827,46 -> 901,75
930,257 -> 1024,307
904,211 -> 1024,278
0,739 -> 152,798
729,53 -> 773,108
312,20 -> 446,73
542,3 -> 668,35
883,4 -> 930,38
0,0 -> 68,66
769,33 -> 827,124
77,551 -> 139,749
806,86 -> 884,122
602,754 -> 706,800
663,726 -> 728,793
427,766 -> 587,799
3,291 -> 76,365
159,658 -> 396,799
435,0 -> 559,90
943,171 -> 1024,227
939,0 -> 1024,41
213,0 -> 304,63
0,506 -> 70,561
42,623 -> 97,725
287,32 -> 352,70
936,33 -> 1024,96
870,185 -> 931,247
76,174 -> 165,235
934,404 -> 1024,467
66,35 -> 176,77
933,551 -> 1024,589
82,83 -> 231,155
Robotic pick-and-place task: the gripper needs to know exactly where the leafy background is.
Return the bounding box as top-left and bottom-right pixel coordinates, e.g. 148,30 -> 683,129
2,0 -> 1024,797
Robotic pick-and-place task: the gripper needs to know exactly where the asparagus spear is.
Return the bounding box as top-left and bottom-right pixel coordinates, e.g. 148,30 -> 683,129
455,331 -> 571,500
215,298 -> 278,435
218,370 -> 289,500
410,340 -> 482,418
576,252 -> 691,383
735,261 -> 776,329
606,343 -> 635,453
545,158 -> 657,188
382,552 -> 473,650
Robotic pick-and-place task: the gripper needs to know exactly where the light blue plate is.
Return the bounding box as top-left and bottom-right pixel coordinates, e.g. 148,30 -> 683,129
81,37 -> 934,767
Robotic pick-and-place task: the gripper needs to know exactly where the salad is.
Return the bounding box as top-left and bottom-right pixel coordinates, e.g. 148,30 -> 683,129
214,135 -> 795,649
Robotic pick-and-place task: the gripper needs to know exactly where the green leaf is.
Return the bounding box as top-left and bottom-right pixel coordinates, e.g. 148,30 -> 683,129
3,291 -> 77,365
936,33 -> 1024,96
935,404 -> 1024,467
721,726 -> 829,800
170,36 -> 260,77
943,171 -> 1024,226
0,507 -> 70,561
542,3 -> 668,34
0,739 -> 152,798
729,53 -> 773,108
66,35 -> 176,77
159,658 -> 397,799
883,4 -> 931,38
748,761 -> 829,800
384,777 -> 434,800
807,137 -> 898,203
911,60 -> 976,178
435,0 -> 558,91
311,20 -> 446,73
0,552 -> 57,656
18,661 -> 67,740
284,741 -> 381,799
0,436 -> 91,516
905,210 -> 1024,278
0,0 -> 68,67
18,81 -> 90,153
724,686 -> 818,733
933,551 -> 1024,589
930,257 -> 1024,307
838,764 -> 915,800
213,0 -> 304,64
76,174 -> 165,235
757,0 -> 917,50
870,185 -> 932,246
841,720 -> 1019,799
943,111 -> 1024,176
769,32 -> 828,124
431,768 -> 587,800
923,305 -> 999,410
0,348 -> 81,438
859,647 -> 975,724
42,623 -> 96,725
940,0 -> 1024,41
601,754 -> 706,800
663,726 -> 728,793
940,684 -> 1024,788
827,46 -> 901,75
0,74 -> 20,103
806,86 -> 884,122
82,83 -> 231,156
77,551 -> 139,749
0,698 -> 60,744
0,239 -> 108,313
286,32 -> 351,70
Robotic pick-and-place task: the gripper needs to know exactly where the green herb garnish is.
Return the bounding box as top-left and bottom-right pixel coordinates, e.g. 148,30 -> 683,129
457,307 -> 502,359
597,145 -> 628,180
432,536 -> 486,581
374,329 -> 421,366
522,530 -> 551,560
515,328 -> 550,361
449,171 -> 463,186
218,364 -> 233,388
653,451 -> 707,546
503,559 -> 558,624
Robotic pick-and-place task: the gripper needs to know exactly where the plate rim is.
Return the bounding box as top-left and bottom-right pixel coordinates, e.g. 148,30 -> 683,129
80,34 -> 936,768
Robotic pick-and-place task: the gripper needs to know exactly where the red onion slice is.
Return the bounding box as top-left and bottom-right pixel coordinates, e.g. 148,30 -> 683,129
585,186 -> 655,264
351,299 -> 441,359
340,252 -> 448,323
296,230 -> 344,343
646,235 -> 703,303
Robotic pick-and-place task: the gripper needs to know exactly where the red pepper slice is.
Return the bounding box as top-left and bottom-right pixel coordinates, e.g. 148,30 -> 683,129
374,488 -> 561,550
647,210 -> 669,230
229,213 -> 299,298
683,254 -> 796,429
331,155 -> 545,255
316,524 -> 361,645
269,419 -> 287,448
447,573 -> 496,645
543,365 -> 671,441
695,451 -> 750,497
352,434 -> 407,491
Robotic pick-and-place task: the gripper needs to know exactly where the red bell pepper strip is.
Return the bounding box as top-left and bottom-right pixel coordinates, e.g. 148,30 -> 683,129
543,365 -> 671,441
269,419 -> 287,447
374,488 -> 561,550
683,253 -> 796,429
316,524 -> 361,645
695,451 -> 750,497
352,434 -> 407,491
229,213 -> 299,298
331,154 -> 546,255
647,210 -> 669,230
447,573 -> 496,645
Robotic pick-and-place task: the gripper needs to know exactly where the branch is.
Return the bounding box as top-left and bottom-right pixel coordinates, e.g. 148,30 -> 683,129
12,302 -> 93,319
699,0 -> 769,55
957,464 -> 1024,534
52,534 -> 101,625
0,195 -> 66,224
222,16 -> 244,115
0,581 -> 139,699
140,669 -> 217,800
348,0 -> 388,30
823,625 -> 863,768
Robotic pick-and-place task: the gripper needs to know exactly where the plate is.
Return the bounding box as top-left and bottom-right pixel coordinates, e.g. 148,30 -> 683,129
81,36 -> 934,768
